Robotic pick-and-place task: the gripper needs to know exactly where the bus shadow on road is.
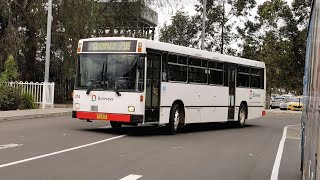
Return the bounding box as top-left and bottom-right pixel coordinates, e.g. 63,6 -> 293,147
81,122 -> 258,136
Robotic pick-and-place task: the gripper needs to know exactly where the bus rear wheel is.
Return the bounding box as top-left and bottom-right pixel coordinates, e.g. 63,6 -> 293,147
167,104 -> 181,135
237,104 -> 247,127
231,104 -> 247,128
110,121 -> 122,129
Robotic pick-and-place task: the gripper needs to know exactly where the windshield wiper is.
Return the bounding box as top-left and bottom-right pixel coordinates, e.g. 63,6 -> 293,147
86,82 -> 94,95
106,74 -> 121,96
114,82 -> 121,96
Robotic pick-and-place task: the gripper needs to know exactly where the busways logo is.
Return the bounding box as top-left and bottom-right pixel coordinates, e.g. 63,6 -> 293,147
91,95 -> 97,101
91,95 -> 113,101
249,90 -> 261,99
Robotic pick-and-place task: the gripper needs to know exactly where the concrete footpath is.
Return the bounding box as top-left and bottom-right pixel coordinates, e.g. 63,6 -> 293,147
266,109 -> 302,115
0,108 -> 72,122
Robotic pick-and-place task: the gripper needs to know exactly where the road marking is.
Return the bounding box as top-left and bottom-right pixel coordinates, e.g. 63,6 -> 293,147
270,124 -> 300,180
119,174 -> 142,180
0,135 -> 126,169
0,144 -> 23,150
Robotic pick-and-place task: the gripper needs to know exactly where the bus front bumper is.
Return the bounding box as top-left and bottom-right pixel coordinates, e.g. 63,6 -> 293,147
72,111 -> 143,123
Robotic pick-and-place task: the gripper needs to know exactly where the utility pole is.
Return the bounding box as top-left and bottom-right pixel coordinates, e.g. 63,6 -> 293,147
44,0 -> 53,82
43,0 -> 53,109
201,0 -> 207,50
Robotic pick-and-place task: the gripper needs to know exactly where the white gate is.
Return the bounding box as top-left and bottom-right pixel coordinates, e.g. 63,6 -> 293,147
7,81 -> 55,109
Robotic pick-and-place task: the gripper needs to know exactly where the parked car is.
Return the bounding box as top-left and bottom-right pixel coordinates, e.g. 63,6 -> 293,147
287,96 -> 303,111
270,96 -> 285,109
279,97 -> 290,110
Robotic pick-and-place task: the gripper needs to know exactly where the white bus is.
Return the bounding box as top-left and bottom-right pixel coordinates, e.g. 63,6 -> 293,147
72,37 -> 266,134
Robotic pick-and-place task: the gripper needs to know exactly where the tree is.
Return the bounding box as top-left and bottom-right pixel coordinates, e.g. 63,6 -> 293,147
237,20 -> 261,60
244,0 -> 310,94
0,55 -> 19,82
194,0 -> 256,54
159,9 -> 198,47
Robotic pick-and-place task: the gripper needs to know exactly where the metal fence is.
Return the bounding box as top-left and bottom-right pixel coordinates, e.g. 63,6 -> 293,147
6,81 -> 55,108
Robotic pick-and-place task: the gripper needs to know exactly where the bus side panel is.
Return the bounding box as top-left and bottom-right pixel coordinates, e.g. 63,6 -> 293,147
201,107 -> 229,123
236,88 -> 265,120
160,82 -> 229,124
159,107 -> 170,124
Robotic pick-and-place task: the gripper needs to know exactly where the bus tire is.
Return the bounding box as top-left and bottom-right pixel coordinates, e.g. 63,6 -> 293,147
110,121 -> 122,129
235,103 -> 247,128
167,104 -> 181,135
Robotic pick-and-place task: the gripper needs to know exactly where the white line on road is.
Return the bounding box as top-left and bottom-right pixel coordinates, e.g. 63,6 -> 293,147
119,174 -> 142,180
270,124 -> 300,180
0,135 -> 126,169
0,144 -> 23,150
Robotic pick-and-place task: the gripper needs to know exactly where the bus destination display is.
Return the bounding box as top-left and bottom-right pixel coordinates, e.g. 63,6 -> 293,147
82,40 -> 137,52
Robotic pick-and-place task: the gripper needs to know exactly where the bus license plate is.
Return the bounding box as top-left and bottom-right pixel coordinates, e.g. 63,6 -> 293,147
97,114 -> 107,120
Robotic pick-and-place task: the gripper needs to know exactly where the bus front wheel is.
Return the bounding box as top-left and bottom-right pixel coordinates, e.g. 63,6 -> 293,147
167,104 -> 181,135
110,121 -> 122,129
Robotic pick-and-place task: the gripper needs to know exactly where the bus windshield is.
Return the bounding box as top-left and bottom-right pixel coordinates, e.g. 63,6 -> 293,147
77,54 -> 144,91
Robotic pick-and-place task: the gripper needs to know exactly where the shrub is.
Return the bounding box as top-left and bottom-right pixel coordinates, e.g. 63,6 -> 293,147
19,93 -> 38,110
0,85 -> 21,111
0,55 -> 19,82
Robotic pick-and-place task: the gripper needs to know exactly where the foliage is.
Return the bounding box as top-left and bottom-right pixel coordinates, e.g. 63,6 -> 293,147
0,55 -> 19,82
20,93 -> 38,110
254,0 -> 309,94
0,85 -> 20,111
159,9 -> 198,47
194,0 -> 256,54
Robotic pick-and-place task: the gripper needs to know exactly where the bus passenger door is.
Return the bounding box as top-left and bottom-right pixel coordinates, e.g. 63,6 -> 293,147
145,52 -> 161,122
228,66 -> 236,120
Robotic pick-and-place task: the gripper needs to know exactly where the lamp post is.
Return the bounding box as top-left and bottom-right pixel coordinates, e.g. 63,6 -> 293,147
44,0 -> 53,83
201,0 -> 207,50
43,0 -> 53,109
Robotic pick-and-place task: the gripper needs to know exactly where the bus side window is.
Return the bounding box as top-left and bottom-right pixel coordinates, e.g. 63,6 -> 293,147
237,66 -> 250,87
188,58 -> 207,84
208,61 -> 224,85
168,55 -> 187,82
250,68 -> 261,88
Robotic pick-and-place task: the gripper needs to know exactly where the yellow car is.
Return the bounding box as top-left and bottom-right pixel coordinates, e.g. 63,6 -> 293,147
287,97 -> 303,111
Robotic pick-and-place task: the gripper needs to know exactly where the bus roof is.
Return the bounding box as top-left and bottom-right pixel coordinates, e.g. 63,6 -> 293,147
79,37 -> 265,68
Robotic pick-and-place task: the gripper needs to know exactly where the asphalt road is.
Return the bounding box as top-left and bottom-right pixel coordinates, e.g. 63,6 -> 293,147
0,113 -> 301,180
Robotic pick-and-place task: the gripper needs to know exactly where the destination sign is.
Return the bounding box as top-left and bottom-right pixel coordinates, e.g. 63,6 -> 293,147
82,40 -> 137,52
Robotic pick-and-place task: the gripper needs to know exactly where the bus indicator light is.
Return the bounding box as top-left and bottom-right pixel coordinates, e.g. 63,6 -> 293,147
138,42 -> 142,52
140,95 -> 144,102
77,42 -> 82,53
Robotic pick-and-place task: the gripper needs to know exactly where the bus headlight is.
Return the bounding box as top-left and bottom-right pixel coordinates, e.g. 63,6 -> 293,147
75,103 -> 80,109
128,106 -> 135,112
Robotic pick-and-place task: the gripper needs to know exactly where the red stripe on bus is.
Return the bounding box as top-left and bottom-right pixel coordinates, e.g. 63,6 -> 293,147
76,111 -> 131,122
